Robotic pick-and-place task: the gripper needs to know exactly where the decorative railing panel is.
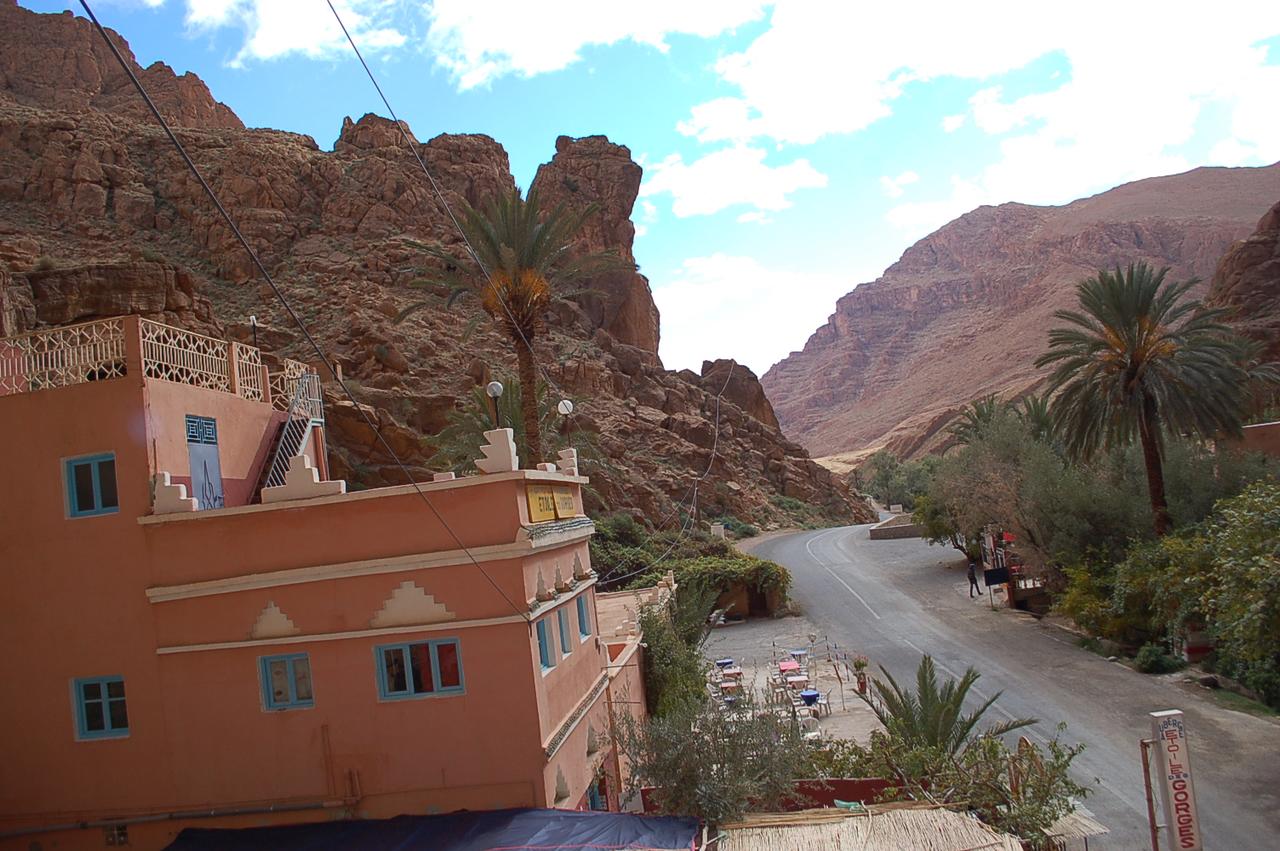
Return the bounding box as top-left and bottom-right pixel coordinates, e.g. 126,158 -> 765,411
140,319 -> 231,393
268,359 -> 322,420
0,318 -> 126,396
232,343 -> 264,402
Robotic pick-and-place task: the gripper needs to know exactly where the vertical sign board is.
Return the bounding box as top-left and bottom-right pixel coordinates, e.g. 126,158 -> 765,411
526,484 -> 558,523
552,486 -> 578,519
1150,709 -> 1202,851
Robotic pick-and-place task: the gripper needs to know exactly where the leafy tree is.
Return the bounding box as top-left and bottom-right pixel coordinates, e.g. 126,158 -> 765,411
948,394 -> 1007,447
613,690 -> 812,826
1035,263 -> 1254,535
399,188 -> 626,463
635,588 -> 717,717
862,656 -> 1034,760
1016,393 -> 1056,444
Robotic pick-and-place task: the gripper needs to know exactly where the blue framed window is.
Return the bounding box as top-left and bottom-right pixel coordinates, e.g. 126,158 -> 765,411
577,595 -> 592,639
74,676 -> 128,739
537,619 -> 556,670
65,453 -> 118,517
259,653 -> 313,710
375,639 -> 463,699
558,609 -> 572,657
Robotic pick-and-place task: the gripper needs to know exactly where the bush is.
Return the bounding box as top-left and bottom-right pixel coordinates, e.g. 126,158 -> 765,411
713,515 -> 759,539
32,255 -> 56,272
1134,643 -> 1184,674
140,248 -> 165,263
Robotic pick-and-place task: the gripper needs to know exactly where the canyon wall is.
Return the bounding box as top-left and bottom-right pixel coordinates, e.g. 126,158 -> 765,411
764,165 -> 1280,464
0,1 -> 871,525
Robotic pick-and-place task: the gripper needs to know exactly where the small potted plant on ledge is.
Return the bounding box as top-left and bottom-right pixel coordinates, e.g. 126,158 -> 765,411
852,655 -> 869,694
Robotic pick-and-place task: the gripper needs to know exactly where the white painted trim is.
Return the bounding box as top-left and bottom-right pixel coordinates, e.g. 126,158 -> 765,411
156,614 -> 529,655
146,529 -> 595,603
542,673 -> 609,756
526,578 -> 598,622
137,469 -> 589,525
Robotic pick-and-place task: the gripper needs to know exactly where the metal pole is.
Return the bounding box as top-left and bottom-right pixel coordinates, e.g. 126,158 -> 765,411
1140,738 -> 1162,851
488,395 -> 500,430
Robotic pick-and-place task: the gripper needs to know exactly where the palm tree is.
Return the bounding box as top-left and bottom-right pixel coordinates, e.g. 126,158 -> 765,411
1015,393 -> 1055,443
948,394 -> 1005,447
398,187 -> 623,463
862,656 -> 1034,756
1035,263 -> 1252,536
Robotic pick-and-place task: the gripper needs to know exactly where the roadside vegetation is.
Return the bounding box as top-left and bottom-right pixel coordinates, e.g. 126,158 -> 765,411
589,512 -> 791,601
857,262 -> 1279,705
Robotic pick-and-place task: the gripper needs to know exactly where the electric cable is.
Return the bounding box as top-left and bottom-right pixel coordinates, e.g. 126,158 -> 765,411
79,0 -> 531,623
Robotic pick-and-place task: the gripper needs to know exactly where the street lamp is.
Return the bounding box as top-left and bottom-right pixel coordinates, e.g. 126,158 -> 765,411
249,314 -> 258,349
485,380 -> 503,430
556,399 -> 574,416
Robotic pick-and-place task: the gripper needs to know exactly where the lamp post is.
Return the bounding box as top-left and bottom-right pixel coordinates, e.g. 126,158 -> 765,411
485,380 -> 503,430
249,314 -> 258,349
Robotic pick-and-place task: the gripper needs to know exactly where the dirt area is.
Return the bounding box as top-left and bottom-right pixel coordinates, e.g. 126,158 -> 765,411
703,615 -> 884,743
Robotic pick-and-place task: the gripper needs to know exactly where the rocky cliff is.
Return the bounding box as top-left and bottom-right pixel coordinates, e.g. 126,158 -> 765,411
0,1 -> 870,526
764,165 -> 1280,464
1208,200 -> 1280,363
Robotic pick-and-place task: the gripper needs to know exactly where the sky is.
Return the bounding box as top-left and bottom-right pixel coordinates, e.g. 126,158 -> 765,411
40,1 -> 1280,375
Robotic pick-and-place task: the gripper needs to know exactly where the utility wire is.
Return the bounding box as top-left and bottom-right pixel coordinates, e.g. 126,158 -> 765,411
79,0 -> 531,623
598,362 -> 735,588
323,0 -> 734,588
324,0 -> 573,410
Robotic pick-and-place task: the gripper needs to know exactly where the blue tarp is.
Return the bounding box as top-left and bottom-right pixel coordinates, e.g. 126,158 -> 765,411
165,807 -> 699,850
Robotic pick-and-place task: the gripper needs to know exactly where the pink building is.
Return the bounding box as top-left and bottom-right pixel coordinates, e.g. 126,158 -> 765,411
0,316 -> 652,850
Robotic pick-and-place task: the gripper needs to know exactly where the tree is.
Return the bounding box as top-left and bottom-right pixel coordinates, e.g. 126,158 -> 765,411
1015,393 -> 1056,444
399,187 -> 625,463
613,691 -> 812,826
948,394 -> 1006,447
862,656 -> 1034,760
1035,262 -> 1254,536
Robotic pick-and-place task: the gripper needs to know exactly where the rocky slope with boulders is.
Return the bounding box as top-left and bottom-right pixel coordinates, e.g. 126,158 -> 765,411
0,2 -> 871,526
1208,199 -> 1280,364
763,164 -> 1280,465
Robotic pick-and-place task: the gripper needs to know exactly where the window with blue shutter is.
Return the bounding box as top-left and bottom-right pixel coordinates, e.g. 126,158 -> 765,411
65,453 -> 119,518
74,676 -> 129,739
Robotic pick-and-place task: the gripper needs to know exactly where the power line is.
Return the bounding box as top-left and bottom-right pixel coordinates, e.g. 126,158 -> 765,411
322,0 -> 735,588
323,0 -> 574,412
78,0 -> 531,623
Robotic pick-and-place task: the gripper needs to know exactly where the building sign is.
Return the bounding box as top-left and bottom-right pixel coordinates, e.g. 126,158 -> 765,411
527,485 -> 558,522
1150,710 -> 1202,851
984,566 -> 1009,586
552,486 -> 578,518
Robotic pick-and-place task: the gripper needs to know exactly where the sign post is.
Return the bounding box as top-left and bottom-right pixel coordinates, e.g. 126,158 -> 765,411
1149,710 -> 1202,851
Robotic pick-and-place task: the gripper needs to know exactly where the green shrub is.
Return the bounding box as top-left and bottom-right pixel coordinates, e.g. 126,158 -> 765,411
140,248 -> 165,263
32,255 -> 56,272
1134,643 -> 1184,674
713,515 -> 759,539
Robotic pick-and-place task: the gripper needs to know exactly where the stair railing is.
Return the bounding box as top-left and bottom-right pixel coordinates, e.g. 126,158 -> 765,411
262,372 -> 321,490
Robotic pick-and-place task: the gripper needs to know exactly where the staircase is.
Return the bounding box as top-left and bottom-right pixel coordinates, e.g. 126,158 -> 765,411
253,372 -> 323,502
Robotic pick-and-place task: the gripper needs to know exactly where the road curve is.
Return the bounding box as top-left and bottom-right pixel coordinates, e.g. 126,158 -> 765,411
747,523 -> 1280,850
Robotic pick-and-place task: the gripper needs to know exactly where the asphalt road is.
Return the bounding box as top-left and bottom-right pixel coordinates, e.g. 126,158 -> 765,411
747,523 -> 1280,850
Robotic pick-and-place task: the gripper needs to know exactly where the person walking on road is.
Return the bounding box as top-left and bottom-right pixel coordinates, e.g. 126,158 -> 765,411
968,561 -> 982,598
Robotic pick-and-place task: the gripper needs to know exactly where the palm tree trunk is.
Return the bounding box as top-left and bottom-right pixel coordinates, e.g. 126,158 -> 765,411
514,334 -> 542,465
1138,398 -> 1171,536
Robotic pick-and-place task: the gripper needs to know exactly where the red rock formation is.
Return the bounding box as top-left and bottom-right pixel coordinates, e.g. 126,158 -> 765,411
1208,200 -> 1280,362
0,3 -> 866,526
530,135 -> 661,355
701,359 -> 780,431
764,165 -> 1280,462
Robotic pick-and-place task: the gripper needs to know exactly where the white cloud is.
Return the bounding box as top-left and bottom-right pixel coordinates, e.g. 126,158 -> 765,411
184,0 -> 405,65
653,254 -> 873,374
424,1 -> 768,89
736,210 -> 770,224
878,170 -> 919,199
639,199 -> 659,223
640,146 -> 826,218
680,1 -> 1280,239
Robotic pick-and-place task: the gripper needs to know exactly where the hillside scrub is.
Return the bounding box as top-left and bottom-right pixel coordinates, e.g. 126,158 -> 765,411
590,513 -> 791,602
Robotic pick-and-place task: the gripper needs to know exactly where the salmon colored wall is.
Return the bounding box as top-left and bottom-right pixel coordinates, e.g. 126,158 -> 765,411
0,368 -> 617,850
153,622 -> 545,809
1236,421 -> 1280,459
530,587 -> 607,744
143,379 -> 278,508
542,696 -> 613,808
0,377 -> 168,819
139,479 -> 531,591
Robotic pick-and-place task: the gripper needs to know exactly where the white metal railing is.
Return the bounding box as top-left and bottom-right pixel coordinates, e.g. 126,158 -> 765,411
140,318 -> 231,393
263,373 -> 321,489
268,358 -> 322,420
0,318 -> 127,396
233,342 -> 264,402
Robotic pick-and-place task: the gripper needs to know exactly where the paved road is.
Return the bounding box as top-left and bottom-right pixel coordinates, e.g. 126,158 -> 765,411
747,524 -> 1280,850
